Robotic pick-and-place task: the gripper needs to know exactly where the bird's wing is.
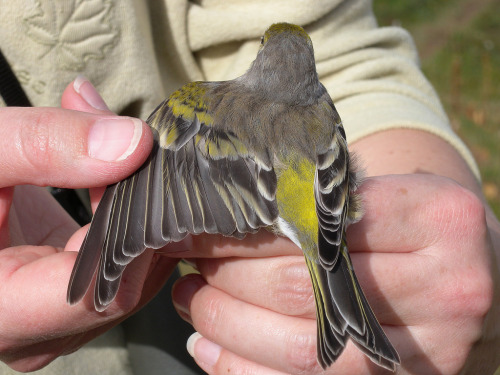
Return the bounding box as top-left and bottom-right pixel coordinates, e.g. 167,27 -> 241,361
67,83 -> 279,311
311,126 -> 400,369
314,125 -> 350,271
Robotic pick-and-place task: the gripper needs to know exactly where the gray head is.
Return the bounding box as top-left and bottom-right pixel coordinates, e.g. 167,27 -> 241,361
242,23 -> 324,105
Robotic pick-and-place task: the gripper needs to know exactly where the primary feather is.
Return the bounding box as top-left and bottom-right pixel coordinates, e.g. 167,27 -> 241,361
67,22 -> 399,370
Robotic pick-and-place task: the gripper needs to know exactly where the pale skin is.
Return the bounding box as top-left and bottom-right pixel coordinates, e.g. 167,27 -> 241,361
0,79 -> 498,374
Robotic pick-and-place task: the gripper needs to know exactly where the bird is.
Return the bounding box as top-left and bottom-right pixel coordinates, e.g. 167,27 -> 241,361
67,22 -> 400,370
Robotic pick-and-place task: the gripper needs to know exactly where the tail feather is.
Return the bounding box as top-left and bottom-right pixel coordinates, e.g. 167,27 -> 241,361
305,244 -> 400,370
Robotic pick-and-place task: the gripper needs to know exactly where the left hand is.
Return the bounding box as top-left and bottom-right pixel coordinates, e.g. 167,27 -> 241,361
0,78 -> 177,372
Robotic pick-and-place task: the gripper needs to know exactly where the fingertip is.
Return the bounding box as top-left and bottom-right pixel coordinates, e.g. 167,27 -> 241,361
172,273 -> 206,323
64,224 -> 90,253
186,331 -> 202,357
61,76 -> 112,114
187,332 -> 222,370
89,186 -> 106,212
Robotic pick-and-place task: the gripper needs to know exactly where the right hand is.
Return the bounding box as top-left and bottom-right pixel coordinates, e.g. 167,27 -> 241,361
171,174 -> 497,375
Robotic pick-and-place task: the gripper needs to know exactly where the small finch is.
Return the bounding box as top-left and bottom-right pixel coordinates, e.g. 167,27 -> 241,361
68,22 -> 400,370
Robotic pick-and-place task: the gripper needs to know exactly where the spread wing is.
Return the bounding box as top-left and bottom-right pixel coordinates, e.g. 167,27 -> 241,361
67,83 -> 279,311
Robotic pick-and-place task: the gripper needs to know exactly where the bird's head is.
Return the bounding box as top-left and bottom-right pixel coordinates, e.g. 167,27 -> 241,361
260,23 -> 313,50
243,23 -> 323,105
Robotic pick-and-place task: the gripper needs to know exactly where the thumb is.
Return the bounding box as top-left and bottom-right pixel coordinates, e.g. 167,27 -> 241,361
0,89 -> 152,189
60,76 -> 152,209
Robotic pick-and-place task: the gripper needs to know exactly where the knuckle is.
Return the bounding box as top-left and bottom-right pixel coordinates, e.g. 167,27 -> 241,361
450,265 -> 493,319
270,259 -> 315,317
430,183 -> 492,319
467,263 -> 494,318
284,330 -> 319,374
450,185 -> 486,231
197,294 -> 227,339
470,268 -> 494,318
433,182 -> 486,235
18,112 -> 57,180
439,257 -> 494,324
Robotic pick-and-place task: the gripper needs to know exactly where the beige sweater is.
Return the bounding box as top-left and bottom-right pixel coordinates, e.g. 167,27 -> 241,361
0,0 -> 480,373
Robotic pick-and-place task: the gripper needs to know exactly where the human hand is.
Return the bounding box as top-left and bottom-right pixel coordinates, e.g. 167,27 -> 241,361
171,174 -> 496,374
0,77 -> 177,372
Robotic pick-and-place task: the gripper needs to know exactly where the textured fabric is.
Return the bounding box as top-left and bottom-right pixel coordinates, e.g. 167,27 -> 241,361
0,1 -> 481,374
0,326 -> 133,375
0,49 -> 32,106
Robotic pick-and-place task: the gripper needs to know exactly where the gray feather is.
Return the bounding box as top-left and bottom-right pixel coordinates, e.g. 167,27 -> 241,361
144,142 -> 165,248
66,183 -> 117,305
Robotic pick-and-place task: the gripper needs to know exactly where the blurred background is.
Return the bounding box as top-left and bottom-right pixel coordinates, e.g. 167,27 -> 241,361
373,0 -> 500,217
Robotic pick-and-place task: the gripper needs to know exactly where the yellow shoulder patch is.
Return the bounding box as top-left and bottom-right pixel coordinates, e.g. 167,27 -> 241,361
167,82 -> 214,125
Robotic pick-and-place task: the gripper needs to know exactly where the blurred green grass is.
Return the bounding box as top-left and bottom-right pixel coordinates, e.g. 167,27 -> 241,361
373,0 -> 500,217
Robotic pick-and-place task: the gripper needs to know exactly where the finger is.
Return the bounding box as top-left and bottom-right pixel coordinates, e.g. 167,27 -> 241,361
186,331 -> 387,375
0,107 -> 152,188
61,77 -> 119,211
61,75 -> 112,115
0,246 -> 89,342
172,274 -> 319,374
187,332 -> 290,375
89,186 -> 106,213
173,275 -> 392,375
0,233 -> 169,346
170,230 -> 302,259
136,253 -> 179,308
191,243 -> 481,328
188,252 -> 449,330
195,256 -> 316,319
11,185 -> 79,247
192,252 -> 402,325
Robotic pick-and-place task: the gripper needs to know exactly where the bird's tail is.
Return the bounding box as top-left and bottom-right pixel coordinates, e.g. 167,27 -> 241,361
305,243 -> 400,370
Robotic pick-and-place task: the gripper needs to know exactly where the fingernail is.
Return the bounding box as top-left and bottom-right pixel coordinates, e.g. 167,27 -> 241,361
172,274 -> 205,323
88,117 -> 143,161
187,332 -> 221,367
74,75 -> 109,111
